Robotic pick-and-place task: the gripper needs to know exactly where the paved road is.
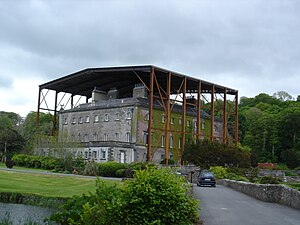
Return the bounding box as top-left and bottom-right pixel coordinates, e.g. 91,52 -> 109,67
193,185 -> 300,225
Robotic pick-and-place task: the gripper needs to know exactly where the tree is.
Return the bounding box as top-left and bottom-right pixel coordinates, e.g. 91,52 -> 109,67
273,91 -> 294,101
0,112 -> 25,159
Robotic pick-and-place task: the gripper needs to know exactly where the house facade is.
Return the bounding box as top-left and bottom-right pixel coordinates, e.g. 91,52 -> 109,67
58,85 -> 223,164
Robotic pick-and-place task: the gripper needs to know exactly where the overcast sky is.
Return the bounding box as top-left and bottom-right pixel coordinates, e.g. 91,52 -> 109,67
0,0 -> 300,117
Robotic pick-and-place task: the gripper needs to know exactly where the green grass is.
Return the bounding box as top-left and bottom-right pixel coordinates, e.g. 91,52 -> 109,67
0,162 -> 50,172
0,170 -> 118,198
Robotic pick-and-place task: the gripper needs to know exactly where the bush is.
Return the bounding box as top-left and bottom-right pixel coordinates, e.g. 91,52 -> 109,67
115,169 -> 126,178
50,168 -> 199,225
123,167 -> 199,225
259,176 -> 282,184
5,159 -> 14,169
209,166 -> 227,179
98,162 -> 128,177
82,161 -> 98,176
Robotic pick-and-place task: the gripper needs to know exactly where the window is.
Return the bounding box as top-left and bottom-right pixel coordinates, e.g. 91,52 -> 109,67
143,131 -> 148,145
202,121 -> 205,129
85,116 -> 90,123
126,132 -> 131,142
93,133 -> 98,141
161,115 -> 165,123
187,120 -> 191,127
126,111 -> 132,119
64,117 -> 68,125
170,135 -> 173,148
101,150 -> 106,159
171,117 -> 174,124
104,133 -> 108,141
115,113 -> 120,121
78,133 -> 81,141
105,114 -> 109,122
194,121 -> 197,130
144,113 -> 149,121
93,151 -> 97,159
161,135 -> 165,147
178,138 -> 181,149
84,151 -> 88,159
115,133 -> 119,141
78,117 -> 83,124
94,115 -> 99,123
72,117 -> 76,124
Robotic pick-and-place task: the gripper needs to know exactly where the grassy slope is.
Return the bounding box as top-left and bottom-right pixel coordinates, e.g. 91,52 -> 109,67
0,170 -> 117,198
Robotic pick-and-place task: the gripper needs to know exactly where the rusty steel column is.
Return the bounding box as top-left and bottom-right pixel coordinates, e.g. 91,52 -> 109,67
223,89 -> 227,144
180,77 -> 187,164
197,80 -> 202,141
147,67 -> 154,162
36,87 -> 41,133
52,91 -> 58,136
210,85 -> 215,142
234,91 -> 239,146
164,72 -> 171,165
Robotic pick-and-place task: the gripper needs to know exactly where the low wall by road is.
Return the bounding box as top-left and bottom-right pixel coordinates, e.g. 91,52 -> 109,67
218,179 -> 300,210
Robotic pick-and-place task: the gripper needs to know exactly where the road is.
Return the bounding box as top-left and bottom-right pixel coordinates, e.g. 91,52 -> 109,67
193,185 -> 300,225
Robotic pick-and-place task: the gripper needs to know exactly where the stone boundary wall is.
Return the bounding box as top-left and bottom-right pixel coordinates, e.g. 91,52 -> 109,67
218,179 -> 300,210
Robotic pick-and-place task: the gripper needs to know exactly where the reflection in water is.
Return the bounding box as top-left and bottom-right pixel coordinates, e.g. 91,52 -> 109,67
0,203 -> 57,224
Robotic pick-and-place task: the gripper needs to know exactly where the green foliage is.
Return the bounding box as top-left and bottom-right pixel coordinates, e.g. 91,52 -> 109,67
286,183 -> 300,191
98,162 -> 128,177
82,161 -> 98,176
12,154 -> 60,170
115,169 -> 126,178
50,168 -> 199,225
259,175 -> 282,184
183,140 -> 251,168
123,167 -> 199,225
209,166 -> 227,179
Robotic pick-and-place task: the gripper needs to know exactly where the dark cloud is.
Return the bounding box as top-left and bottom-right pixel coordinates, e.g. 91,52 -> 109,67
0,0 -> 300,111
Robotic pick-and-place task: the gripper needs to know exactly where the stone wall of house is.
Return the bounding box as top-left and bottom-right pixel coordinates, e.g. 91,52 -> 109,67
218,179 -> 300,210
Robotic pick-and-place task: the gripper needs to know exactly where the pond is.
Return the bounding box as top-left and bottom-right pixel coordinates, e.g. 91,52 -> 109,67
0,203 -> 57,225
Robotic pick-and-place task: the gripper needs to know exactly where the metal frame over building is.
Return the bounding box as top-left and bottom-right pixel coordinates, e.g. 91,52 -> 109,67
37,65 -> 239,164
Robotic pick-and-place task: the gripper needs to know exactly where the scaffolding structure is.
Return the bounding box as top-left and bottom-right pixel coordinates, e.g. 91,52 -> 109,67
37,65 -> 238,163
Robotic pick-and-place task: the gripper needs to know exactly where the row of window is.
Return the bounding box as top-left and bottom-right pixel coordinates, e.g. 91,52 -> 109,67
145,114 -> 206,129
64,111 -> 132,125
74,132 -> 131,143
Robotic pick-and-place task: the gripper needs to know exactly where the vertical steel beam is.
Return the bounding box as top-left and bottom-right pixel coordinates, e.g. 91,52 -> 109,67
234,91 -> 239,146
36,87 -> 41,133
71,94 -> 74,109
180,77 -> 187,164
52,91 -> 58,136
210,85 -> 215,142
223,89 -> 227,144
197,80 -> 202,141
147,67 -> 154,162
164,72 -> 171,165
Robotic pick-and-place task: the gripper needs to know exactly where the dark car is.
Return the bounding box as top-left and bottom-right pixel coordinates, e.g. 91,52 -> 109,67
197,171 -> 216,187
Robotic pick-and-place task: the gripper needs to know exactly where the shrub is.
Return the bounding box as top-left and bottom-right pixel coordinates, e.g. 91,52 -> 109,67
123,167 -> 199,225
5,159 -> 14,169
82,161 -> 98,176
209,166 -> 227,179
98,162 -> 128,177
50,168 -> 199,225
259,175 -> 282,184
115,169 -> 126,178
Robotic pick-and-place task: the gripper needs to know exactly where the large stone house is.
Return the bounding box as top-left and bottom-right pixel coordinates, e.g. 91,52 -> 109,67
58,85 -> 222,164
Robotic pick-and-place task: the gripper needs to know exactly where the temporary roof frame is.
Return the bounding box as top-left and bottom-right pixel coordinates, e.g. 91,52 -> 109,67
37,65 -> 238,164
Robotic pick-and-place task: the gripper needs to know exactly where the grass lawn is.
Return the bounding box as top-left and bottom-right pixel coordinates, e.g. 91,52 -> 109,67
0,170 -> 119,198
0,162 -> 51,172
